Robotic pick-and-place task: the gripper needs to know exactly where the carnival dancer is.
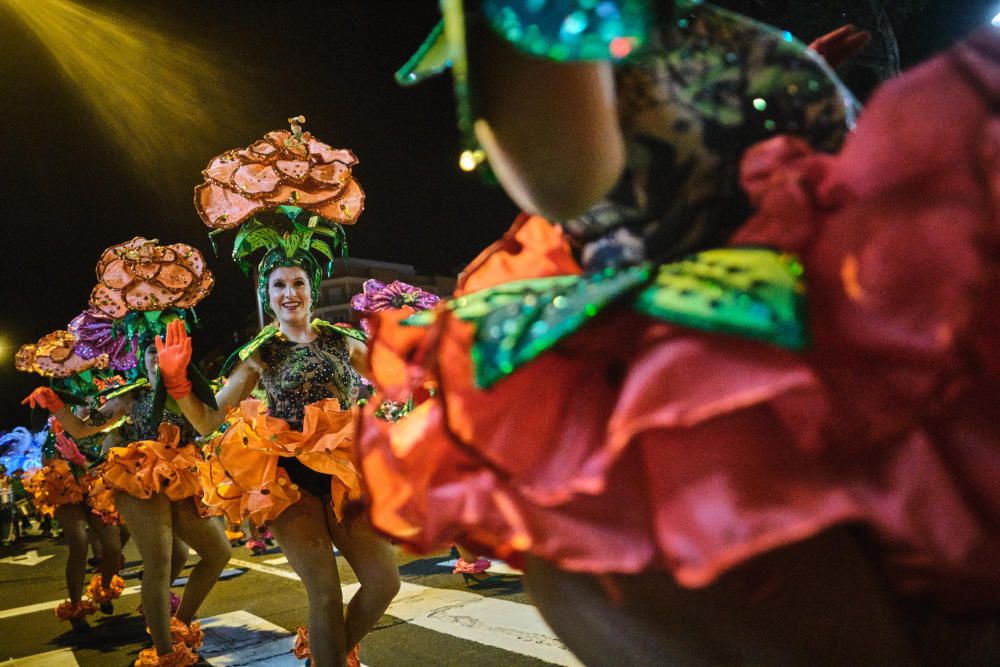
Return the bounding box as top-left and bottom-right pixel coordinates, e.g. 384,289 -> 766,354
159,119 -> 398,667
16,331 -> 126,631
356,1 -> 1000,663
25,239 -> 228,667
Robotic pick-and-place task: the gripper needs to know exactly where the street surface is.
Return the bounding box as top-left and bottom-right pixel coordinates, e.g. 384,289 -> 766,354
0,527 -> 579,666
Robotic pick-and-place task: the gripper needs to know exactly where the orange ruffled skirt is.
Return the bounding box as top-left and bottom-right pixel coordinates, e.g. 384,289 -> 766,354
198,398 -> 361,525
21,460 -> 88,517
101,423 -> 204,505
358,31 -> 1000,613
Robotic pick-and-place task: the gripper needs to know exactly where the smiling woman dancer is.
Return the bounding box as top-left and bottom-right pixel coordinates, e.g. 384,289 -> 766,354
157,120 -> 399,667
356,1 -> 1000,664
25,239 -> 229,667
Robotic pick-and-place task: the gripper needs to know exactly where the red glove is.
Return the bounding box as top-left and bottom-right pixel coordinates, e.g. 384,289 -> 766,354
809,25 -> 871,69
21,387 -> 65,413
155,319 -> 193,399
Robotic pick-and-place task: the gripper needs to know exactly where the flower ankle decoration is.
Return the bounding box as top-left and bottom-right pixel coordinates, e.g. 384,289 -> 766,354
86,573 -> 125,603
133,642 -> 198,667
168,617 -> 204,649
54,599 -> 97,620
292,626 -> 310,659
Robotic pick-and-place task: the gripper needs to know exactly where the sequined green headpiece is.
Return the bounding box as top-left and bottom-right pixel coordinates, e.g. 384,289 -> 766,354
397,0 -> 653,174
231,205 -> 346,316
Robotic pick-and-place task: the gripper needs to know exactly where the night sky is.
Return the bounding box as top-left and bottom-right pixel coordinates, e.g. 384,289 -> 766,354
0,0 -> 995,428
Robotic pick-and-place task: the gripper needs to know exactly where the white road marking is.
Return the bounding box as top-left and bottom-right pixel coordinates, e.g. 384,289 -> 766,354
0,569 -> 247,620
263,546 -> 335,566
436,558 -> 524,576
198,610 -> 294,666
172,568 -> 245,586
2,647 -> 79,665
0,585 -> 142,620
261,555 -> 288,565
199,610 -> 368,667
232,558 -> 579,666
0,550 -> 55,567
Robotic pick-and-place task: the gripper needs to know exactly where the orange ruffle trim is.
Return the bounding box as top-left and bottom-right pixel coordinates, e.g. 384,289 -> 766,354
133,643 -> 198,667
292,626 -> 310,659
198,398 -> 361,525
85,474 -> 122,525
54,599 -> 96,620
101,423 -> 204,502
86,573 -> 125,603
168,617 -> 204,649
21,461 -> 87,517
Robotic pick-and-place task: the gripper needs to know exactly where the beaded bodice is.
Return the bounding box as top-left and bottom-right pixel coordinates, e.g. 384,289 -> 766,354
562,2 -> 856,269
259,330 -> 362,424
121,390 -> 195,443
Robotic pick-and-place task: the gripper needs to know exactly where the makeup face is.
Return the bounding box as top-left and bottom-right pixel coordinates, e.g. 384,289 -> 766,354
143,345 -> 158,385
268,266 -> 312,325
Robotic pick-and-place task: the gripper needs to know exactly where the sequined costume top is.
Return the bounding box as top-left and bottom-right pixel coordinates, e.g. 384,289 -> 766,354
253,328 -> 363,498
259,330 -> 363,426
120,390 -> 196,444
564,2 -> 856,270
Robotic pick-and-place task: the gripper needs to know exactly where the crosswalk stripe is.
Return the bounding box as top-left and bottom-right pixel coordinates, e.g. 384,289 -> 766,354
3,648 -> 79,666
232,558 -> 580,666
0,585 -> 141,619
0,570 -> 246,619
198,609 -> 295,666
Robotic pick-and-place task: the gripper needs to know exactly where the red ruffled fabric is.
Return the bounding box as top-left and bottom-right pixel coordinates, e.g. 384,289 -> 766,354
358,31 -> 1000,611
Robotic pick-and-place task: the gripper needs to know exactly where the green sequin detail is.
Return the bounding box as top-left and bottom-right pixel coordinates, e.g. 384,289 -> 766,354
404,248 -> 807,389
406,268 -> 650,388
633,248 -> 807,349
483,0 -> 651,61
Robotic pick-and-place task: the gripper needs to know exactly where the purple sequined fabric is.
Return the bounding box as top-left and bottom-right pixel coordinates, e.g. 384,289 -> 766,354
68,308 -> 138,371
351,279 -> 440,314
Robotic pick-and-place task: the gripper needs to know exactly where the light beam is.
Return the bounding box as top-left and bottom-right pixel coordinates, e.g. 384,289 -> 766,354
4,0 -> 258,188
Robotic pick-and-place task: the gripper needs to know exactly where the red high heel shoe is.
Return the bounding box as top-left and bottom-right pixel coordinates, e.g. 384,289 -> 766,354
451,547 -> 503,587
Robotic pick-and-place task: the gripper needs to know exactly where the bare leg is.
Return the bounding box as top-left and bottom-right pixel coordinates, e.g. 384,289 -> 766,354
114,492 -> 174,655
327,511 -> 400,652
170,499 -> 230,624
53,504 -> 90,604
524,527 -> 918,666
269,492 -> 346,667
84,512 -> 123,591
170,536 -> 189,583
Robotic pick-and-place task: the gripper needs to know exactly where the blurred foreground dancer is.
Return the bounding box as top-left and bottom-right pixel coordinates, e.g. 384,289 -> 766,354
357,1 -> 999,663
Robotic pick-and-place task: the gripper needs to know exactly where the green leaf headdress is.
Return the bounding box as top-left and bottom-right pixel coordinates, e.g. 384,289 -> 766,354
193,117 -> 364,316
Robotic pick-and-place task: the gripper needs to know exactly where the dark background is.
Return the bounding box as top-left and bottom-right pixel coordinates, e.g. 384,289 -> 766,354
1,0 -> 996,428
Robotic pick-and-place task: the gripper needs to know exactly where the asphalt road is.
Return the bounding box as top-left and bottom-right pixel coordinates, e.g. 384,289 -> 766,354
0,525 -> 578,666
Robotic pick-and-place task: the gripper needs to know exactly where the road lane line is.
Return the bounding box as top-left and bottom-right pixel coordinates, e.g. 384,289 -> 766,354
3,648 -> 79,666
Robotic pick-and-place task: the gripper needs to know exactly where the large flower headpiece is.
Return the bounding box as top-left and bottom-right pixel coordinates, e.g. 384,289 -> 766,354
16,330 -> 108,379
195,117 -> 363,316
195,116 -> 364,231
89,237 -> 214,319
